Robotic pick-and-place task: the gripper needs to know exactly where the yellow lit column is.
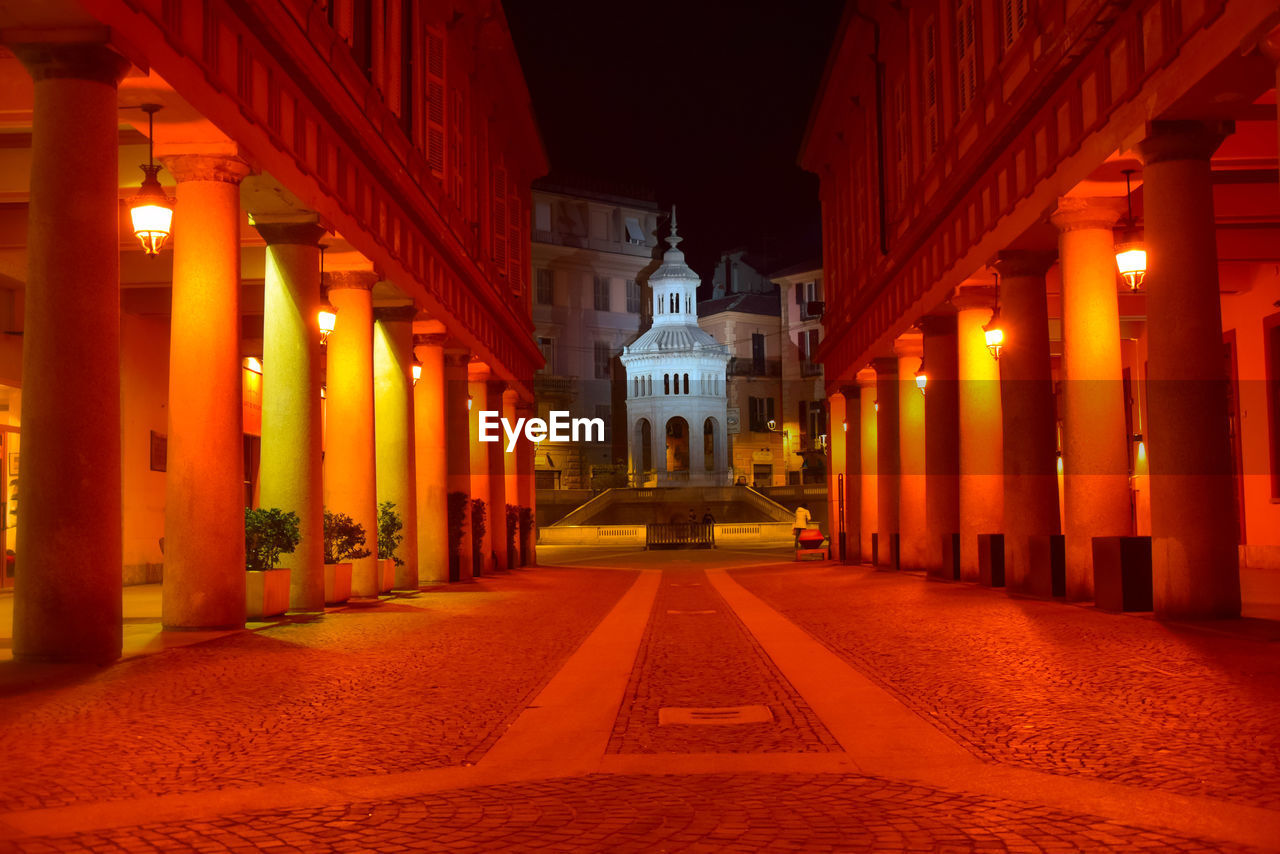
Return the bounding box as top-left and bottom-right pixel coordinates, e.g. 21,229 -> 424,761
516,400 -> 538,566
502,386 -> 521,567
159,153 -> 251,630
858,369 -> 878,563
1138,121 -> 1240,619
921,312 -> 960,577
12,41 -> 130,663
484,380 -> 510,572
445,347 -> 474,581
873,357 -> 899,567
839,384 -> 861,563
954,286 -> 1003,581
1051,198 -> 1133,601
324,270 -> 379,596
374,305 -> 418,590
468,369 -> 492,575
895,336 -> 926,571
995,251 -> 1061,598
414,332 -> 448,585
826,388 -> 847,561
253,216 -> 327,613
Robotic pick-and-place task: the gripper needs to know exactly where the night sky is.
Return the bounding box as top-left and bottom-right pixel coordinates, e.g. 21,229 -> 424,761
503,0 -> 847,287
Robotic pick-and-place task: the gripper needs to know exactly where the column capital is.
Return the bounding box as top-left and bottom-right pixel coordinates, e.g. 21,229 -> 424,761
11,39 -> 130,85
160,153 -> 251,185
951,285 -> 998,311
856,367 -> 878,388
443,348 -> 471,368
1260,26 -> 1280,64
373,305 -> 418,323
1137,120 -> 1232,165
324,270 -> 378,292
871,357 -> 898,376
486,379 -> 508,394
893,335 -> 922,359
918,312 -> 957,336
994,250 -> 1056,279
839,383 -> 861,399
1050,196 -> 1126,232
250,214 -> 326,246
413,333 -> 448,348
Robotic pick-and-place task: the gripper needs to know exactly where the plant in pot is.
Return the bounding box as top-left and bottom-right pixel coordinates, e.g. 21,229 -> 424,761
323,510 -> 370,604
377,500 -> 405,592
447,491 -> 468,582
506,504 -> 518,569
518,506 -> 534,567
245,507 -> 301,620
470,498 -> 487,577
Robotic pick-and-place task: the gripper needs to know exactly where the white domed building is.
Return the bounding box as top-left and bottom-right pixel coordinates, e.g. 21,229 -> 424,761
620,210 -> 730,486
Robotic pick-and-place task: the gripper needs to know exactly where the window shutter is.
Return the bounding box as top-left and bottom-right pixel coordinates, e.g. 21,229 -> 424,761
449,88 -> 465,201
493,165 -> 507,271
508,193 -> 523,292
426,27 -> 445,178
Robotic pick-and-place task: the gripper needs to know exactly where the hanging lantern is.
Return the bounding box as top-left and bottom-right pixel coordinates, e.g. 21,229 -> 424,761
318,300 -> 337,344
984,307 -> 1004,360
129,104 -> 173,255
1115,169 -> 1146,291
914,360 -> 928,395
412,358 -> 422,386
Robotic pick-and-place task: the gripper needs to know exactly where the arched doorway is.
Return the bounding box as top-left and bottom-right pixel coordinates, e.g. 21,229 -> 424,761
665,417 -> 689,473
703,417 -> 717,472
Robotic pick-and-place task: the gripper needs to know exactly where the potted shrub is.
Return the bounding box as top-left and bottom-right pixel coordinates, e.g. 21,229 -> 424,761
245,507 -> 300,619
323,510 -> 370,604
506,504 -> 518,569
470,498 -> 486,577
377,500 -> 404,592
447,491 -> 468,581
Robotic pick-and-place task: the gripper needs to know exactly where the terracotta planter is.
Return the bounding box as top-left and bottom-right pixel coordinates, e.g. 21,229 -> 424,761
324,562 -> 352,604
246,568 -> 291,620
379,557 -> 395,593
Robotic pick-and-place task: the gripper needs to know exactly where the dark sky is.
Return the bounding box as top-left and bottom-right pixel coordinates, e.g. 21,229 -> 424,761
503,0 -> 846,285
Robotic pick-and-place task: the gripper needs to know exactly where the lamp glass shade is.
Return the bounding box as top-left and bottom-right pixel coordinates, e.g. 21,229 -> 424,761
129,166 -> 173,255
317,306 -> 337,338
984,326 -> 1004,359
1115,241 -> 1147,291
412,363 -> 422,384
915,372 -> 927,394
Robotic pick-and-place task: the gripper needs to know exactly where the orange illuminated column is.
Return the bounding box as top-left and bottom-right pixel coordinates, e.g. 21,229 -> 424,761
1138,121 -> 1240,619
159,152 -> 252,629
413,332 -> 449,585
1262,31 -> 1280,187
858,369 -> 878,563
920,312 -> 960,578
954,286 -> 1003,582
502,387 -> 521,567
873,357 -> 899,567
995,251 -> 1060,597
323,270 -> 379,596
516,400 -> 538,566
1051,197 -> 1133,600
485,380 -> 510,572
12,42 -> 130,663
895,336 -> 926,571
253,216 -> 327,613
826,388 -> 847,561
374,306 -> 418,591
468,368 -> 492,576
840,384 -> 861,563
445,347 -> 474,581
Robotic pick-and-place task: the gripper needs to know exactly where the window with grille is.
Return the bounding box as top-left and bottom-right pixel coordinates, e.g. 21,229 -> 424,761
892,77 -> 910,206
923,18 -> 939,156
425,26 -> 446,179
594,404 -> 612,441
594,275 -> 610,311
1002,0 -> 1028,50
449,88 -> 465,202
536,337 -> 553,373
492,164 -> 507,271
594,342 -> 611,379
748,396 -> 775,433
535,268 -> 553,305
752,333 -> 765,374
625,279 -> 641,313
956,0 -> 978,116
509,193 -> 523,292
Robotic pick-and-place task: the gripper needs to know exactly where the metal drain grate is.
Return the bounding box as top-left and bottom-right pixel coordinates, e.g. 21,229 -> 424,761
658,705 -> 774,725
666,609 -> 717,615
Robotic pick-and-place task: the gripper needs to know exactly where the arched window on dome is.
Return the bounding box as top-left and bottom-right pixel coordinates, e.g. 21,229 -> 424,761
683,374 -> 689,394
685,296 -> 691,313
664,374 -> 670,395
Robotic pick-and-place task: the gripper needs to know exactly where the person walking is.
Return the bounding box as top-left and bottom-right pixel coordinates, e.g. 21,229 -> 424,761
793,503 -> 812,548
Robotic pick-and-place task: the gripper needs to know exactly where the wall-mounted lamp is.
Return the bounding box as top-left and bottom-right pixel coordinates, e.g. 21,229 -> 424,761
318,300 -> 337,344
1115,169 -> 1146,291
412,358 -> 422,386
842,420 -> 848,432
984,307 -> 1004,360
467,394 -> 473,410
873,399 -> 879,412
129,104 -> 174,255
914,360 -> 928,395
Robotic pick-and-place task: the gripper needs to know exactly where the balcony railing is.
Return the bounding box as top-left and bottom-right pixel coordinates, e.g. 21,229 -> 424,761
800,361 -> 823,377
728,357 -> 782,378
533,375 -> 577,399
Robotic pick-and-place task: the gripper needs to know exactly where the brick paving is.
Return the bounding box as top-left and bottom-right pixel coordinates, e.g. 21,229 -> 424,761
731,562 -> 1280,810
0,569 -> 636,813
608,567 -> 839,754
0,772 -> 1256,854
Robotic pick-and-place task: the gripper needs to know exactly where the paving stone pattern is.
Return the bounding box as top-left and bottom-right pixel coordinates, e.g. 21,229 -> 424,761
0,569 -> 636,813
732,563 -> 1280,809
608,567 -> 839,754
0,772 -> 1257,854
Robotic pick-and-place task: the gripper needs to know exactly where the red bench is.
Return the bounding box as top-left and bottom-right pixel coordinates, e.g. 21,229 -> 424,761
795,529 -> 828,561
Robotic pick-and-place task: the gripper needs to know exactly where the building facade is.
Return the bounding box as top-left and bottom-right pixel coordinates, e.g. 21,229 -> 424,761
806,0 -> 1280,617
529,182 -> 660,490
0,0 -> 547,662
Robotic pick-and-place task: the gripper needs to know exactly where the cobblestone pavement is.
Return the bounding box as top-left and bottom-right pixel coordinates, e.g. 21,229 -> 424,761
731,563 -> 1280,810
0,773 -> 1257,854
0,569 -> 636,813
608,565 -> 839,754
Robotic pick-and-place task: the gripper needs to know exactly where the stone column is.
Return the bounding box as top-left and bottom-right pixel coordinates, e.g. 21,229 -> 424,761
253,216 -> 327,613
996,251 -> 1061,597
1138,120 -> 1240,619
468,371 -> 491,575
858,369 -> 878,563
826,389 -> 847,561
485,379 -> 510,572
873,357 -> 899,566
516,400 -> 538,566
444,347 -> 474,581
12,41 -> 130,663
1261,31 -> 1280,198
1051,197 -> 1133,600
502,387 -> 521,566
895,337 -> 926,571
159,152 -> 251,630
324,270 -> 379,596
954,286 -> 1003,581
413,333 -> 449,584
921,312 -> 960,578
840,384 -> 861,563
374,305 -> 418,590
